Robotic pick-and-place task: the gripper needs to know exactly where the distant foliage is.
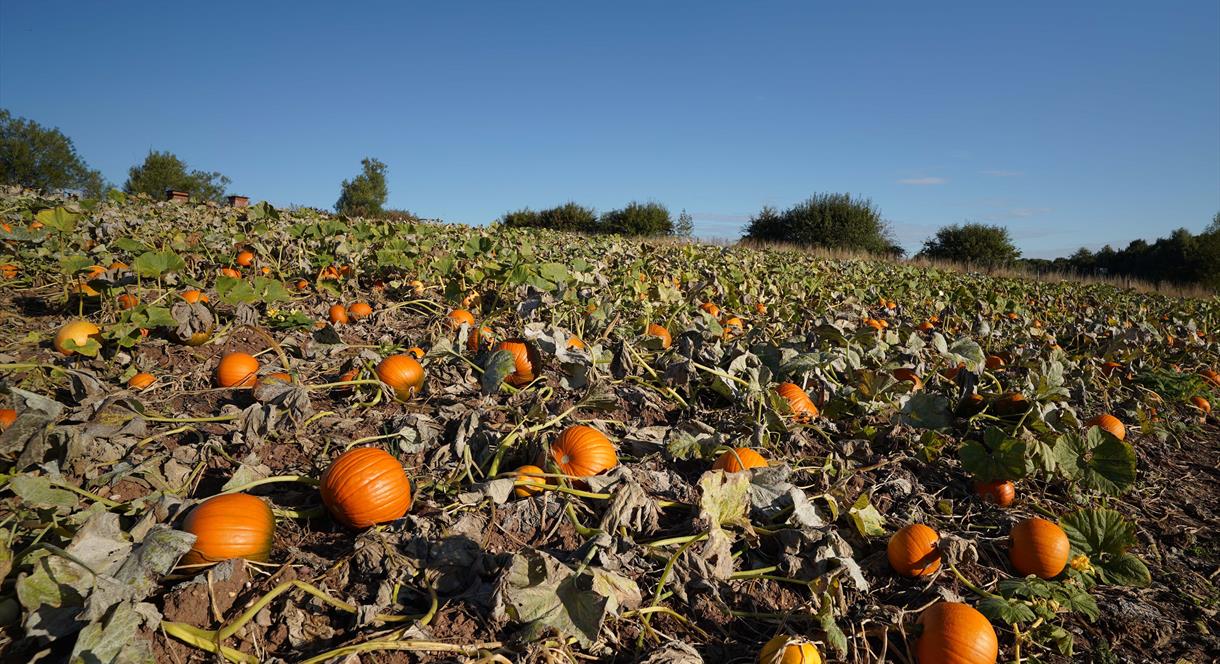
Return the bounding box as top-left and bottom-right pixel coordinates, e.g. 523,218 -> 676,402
742,193 -> 900,255
674,209 -> 695,237
380,208 -> 420,222
0,109 -> 107,197
600,201 -> 673,236
917,223 -> 1021,267
501,201 -> 675,237
124,150 -> 229,203
335,158 -> 388,217
500,202 -> 599,233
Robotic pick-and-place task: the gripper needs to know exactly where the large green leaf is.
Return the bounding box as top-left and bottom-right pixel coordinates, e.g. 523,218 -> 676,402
959,427 -> 1029,482
133,250 -> 185,278
1060,508 -> 1150,587
898,392 -> 953,430
1053,428 -> 1137,496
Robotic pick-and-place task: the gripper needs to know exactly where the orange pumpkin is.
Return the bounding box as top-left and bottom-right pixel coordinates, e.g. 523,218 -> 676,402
776,382 -> 819,420
320,447 -> 413,528
217,352 -> 259,388
1009,517 -> 1070,579
974,480 -> 1014,507
1084,413 -> 1125,441
984,355 -> 1005,371
348,302 -> 373,320
699,302 -> 721,317
941,365 -> 965,381
513,465 -> 549,498
180,493 -> 275,566
566,336 -> 587,350
1200,368 -> 1220,387
295,278 -> 310,291
468,325 -> 494,352
109,261 -> 129,270
916,321 -> 935,332
754,302 -> 767,315
236,250 -> 255,267
712,447 -> 768,473
54,320 -> 100,355
219,267 -> 241,278
1191,395 -> 1211,414
758,635 -> 822,664
0,264 -> 18,279
887,524 -> 941,577
181,289 -> 209,304
376,354 -> 425,400
127,372 -> 156,390
259,372 -> 293,386
892,368 -> 923,390
991,393 -> 1029,416
116,293 -> 139,310
0,408 -> 16,430
328,304 -> 349,325
722,316 -> 745,338
494,339 -> 540,387
915,602 -> 998,664
1100,361 -> 1123,376
448,309 -> 476,331
550,425 -> 618,478
645,323 -> 672,349
864,318 -> 887,331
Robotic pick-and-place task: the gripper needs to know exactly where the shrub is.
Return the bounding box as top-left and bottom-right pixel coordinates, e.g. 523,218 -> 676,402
0,109 -> 107,197
501,202 -> 598,233
917,223 -> 1022,267
742,193 -> 896,254
600,201 -> 673,236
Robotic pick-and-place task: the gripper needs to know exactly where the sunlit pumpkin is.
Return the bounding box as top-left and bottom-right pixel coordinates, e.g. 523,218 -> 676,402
127,372 -> 156,390
1084,413 -> 1126,441
376,354 -> 425,400
984,355 -> 1005,371
892,368 -> 923,390
754,302 -> 767,315
236,250 -> 255,267
550,425 -> 618,478
566,336 -> 586,350
1190,395 -> 1211,414
109,261 -> 128,270
1009,517 -> 1070,579
179,493 -> 275,567
217,352 -> 259,388
712,447 -> 767,473
181,289 -> 209,303
54,320 -> 100,355
259,372 -> 293,386
219,267 -> 241,278
758,635 -> 821,664
722,316 -> 744,338
513,465 -> 549,498
468,325 -> 494,352
348,302 -> 373,320
776,382 -> 819,421
328,304 -> 349,325
116,293 -> 139,310
974,480 -> 1014,507
407,346 -> 426,359
699,302 -> 721,317
494,339 -> 540,386
0,263 -> 18,279
1199,368 -> 1220,387
0,408 -> 16,430
645,323 -> 672,349
916,321 -> 935,332
448,309 -> 476,331
864,318 -> 887,331
320,447 -> 413,528
410,279 -> 425,296
887,524 -> 941,577
915,601 -> 997,664
295,279 -> 310,291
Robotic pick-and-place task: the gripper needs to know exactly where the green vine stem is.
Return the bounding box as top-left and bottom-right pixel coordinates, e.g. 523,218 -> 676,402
220,474 -> 319,495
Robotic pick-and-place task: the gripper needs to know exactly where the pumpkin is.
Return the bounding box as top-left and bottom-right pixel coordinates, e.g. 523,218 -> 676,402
0,408 -> 16,430
84,264 -> 106,279
550,425 -> 618,477
974,480 -> 1014,507
410,279 -> 425,295
184,328 -> 214,346
405,346 -> 425,360
295,278 -> 310,290
915,601 -> 998,664
645,323 -> 672,349
328,304 -> 349,324
54,320 -> 100,355
892,368 -> 923,390
941,365 -> 965,381
259,372 -> 293,386
1099,361 -> 1124,376
1199,368 -> 1219,387
109,261 -> 128,270
236,250 -> 255,267
1084,413 -> 1125,440
217,352 -> 259,388
127,372 -> 156,390
699,302 -> 721,317
179,493 -> 275,566
181,289 -> 209,303
376,354 -> 425,400
494,339 -> 540,387
864,318 -> 887,330
116,293 -> 139,310
984,355 -> 1005,371
448,309 -> 476,331
758,635 -> 821,664
348,302 -> 373,320
887,524 -> 942,577
320,447 -> 413,528
219,267 -> 241,278
1190,395 -> 1211,414
776,382 -> 819,420
0,263 -> 18,279
1009,517 -> 1070,579
468,325 -> 493,352
916,321 -> 935,331
513,465 -> 549,498
957,393 -> 986,416
754,302 -> 767,315
723,316 -> 745,338
566,336 -> 586,350
991,393 -> 1029,416
712,447 -> 768,473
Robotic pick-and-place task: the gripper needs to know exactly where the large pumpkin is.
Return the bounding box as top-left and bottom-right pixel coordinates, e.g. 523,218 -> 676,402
758,635 -> 821,664
712,447 -> 767,473
1009,517 -> 1070,579
448,309 -> 476,331
328,304 -> 349,325
494,339 -> 540,387
217,352 -> 259,388
348,302 -> 373,320
179,493 -> 275,567
915,602 -> 998,664
376,354 -> 425,400
776,382 -> 819,420
1084,413 -> 1126,441
887,524 -> 942,577
645,323 -> 672,349
54,320 -> 100,355
320,447 -> 413,528
550,425 -> 618,478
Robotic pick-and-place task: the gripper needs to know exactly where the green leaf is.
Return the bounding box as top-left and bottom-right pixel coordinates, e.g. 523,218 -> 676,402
113,238 -> 149,253
848,493 -> 886,537
1100,553 -> 1151,588
1053,429 -> 1137,496
959,427 -> 1029,482
978,596 -> 1037,624
698,471 -> 751,528
539,262 -> 569,283
482,350 -> 517,395
898,392 -> 953,430
106,189 -> 127,204
1060,508 -> 1150,587
944,337 -> 985,371
133,250 -> 185,278
9,476 -> 79,510
35,206 -> 81,232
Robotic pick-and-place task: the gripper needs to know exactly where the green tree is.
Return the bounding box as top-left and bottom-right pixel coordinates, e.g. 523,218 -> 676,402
916,222 -> 1022,267
742,193 -> 896,254
0,109 -> 107,197
501,202 -> 598,233
674,209 -> 694,237
335,157 -> 388,217
600,201 -> 673,236
123,150 -> 230,203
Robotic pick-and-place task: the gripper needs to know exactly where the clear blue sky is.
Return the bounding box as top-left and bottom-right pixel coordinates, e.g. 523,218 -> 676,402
2,2 -> 1217,258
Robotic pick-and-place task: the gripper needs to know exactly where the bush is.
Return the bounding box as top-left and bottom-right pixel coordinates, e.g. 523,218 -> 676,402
742,193 -> 895,254
917,223 -> 1021,267
335,158 -> 388,217
0,109 -> 107,197
124,150 -> 229,203
501,202 -> 599,233
600,201 -> 673,236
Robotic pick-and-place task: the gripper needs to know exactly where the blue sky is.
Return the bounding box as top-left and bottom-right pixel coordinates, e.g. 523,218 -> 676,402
1,2 -> 1217,258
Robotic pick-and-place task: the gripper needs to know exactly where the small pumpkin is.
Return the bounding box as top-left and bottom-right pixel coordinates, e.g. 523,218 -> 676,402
892,368 -> 923,390
494,339 -> 540,386
468,325 -> 493,352
887,524 -> 942,577
699,302 -> 721,317
407,346 -> 426,359
0,408 -> 16,430
219,267 -> 241,278
974,480 -> 1015,507
116,293 -> 139,310
448,309 -> 476,331
236,250 -> 255,267
259,372 -> 293,386
712,447 -> 768,473
217,352 -> 260,388
776,382 -> 819,420
991,393 -> 1029,416
328,304 -> 349,325
181,289 -> 209,303
550,425 -> 618,478
1009,517 -> 1070,579
513,465 -> 549,498
984,354 -> 1005,371
957,393 -> 986,416
864,318 -> 887,331
54,320 -> 100,356
916,601 -> 998,664
1084,413 -> 1125,441
645,323 -> 672,349
0,263 -> 18,279
1190,395 -> 1211,414
348,302 -> 373,320
376,354 -> 425,400
758,635 -> 821,664
127,372 -> 156,390
566,336 -> 586,350
722,316 -> 744,338
320,447 -> 413,528
179,493 -> 275,567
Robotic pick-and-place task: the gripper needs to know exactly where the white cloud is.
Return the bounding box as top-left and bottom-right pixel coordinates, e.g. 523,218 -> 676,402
897,177 -> 947,185
981,169 -> 1024,177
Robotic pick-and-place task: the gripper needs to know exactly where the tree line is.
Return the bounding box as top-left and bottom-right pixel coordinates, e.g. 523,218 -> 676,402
1,108 -> 1215,290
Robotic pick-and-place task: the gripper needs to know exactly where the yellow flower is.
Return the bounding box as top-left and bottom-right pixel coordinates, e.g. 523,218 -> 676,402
1069,554 -> 1093,573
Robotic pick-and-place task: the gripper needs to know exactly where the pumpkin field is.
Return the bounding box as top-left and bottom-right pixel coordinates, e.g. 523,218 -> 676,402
1,186 -> 1218,663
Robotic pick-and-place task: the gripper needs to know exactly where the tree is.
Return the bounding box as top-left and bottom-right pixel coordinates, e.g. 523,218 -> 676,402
674,209 -> 694,237
741,193 -> 895,254
916,223 -> 1022,267
124,150 -> 229,203
0,109 -> 107,197
335,158 -> 388,217
501,202 -> 599,233
600,201 -> 674,236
